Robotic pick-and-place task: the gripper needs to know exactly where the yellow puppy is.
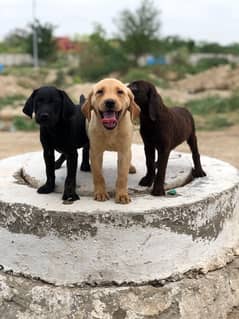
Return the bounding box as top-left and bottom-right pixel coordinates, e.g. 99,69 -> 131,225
82,78 -> 140,204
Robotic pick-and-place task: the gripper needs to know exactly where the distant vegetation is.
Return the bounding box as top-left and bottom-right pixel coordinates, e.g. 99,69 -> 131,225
0,20 -> 56,60
1,0 -> 239,82
13,116 -> 38,131
0,94 -> 26,109
0,0 -> 239,132
185,95 -> 239,130
185,95 -> 239,115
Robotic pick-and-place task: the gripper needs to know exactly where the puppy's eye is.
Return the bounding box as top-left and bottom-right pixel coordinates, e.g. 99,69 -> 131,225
117,89 -> 124,95
96,89 -> 103,95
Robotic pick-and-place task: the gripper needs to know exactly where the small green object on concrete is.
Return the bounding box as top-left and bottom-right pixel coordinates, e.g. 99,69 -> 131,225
167,189 -> 177,196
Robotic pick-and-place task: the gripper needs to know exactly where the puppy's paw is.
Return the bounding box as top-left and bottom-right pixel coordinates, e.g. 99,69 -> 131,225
37,183 -> 54,194
80,162 -> 91,172
115,192 -> 131,204
151,186 -> 165,196
129,164 -> 136,174
139,175 -> 154,187
62,192 -> 79,202
94,191 -> 109,201
192,168 -> 206,178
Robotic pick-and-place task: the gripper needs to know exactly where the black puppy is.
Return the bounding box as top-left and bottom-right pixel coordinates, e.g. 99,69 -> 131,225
128,80 -> 206,196
23,86 -> 90,201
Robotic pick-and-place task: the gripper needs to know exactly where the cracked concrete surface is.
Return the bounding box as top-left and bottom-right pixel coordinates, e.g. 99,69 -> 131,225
0,256 -> 239,318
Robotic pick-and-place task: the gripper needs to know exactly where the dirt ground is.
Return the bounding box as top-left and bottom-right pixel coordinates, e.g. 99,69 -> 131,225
0,125 -> 238,169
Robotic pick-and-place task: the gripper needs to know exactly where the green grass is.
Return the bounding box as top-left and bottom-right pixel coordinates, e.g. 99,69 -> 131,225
2,66 -> 48,77
197,115 -> 233,131
0,94 -> 26,109
184,95 -> 239,130
190,58 -> 230,74
185,95 -> 239,115
121,68 -> 169,88
13,116 -> 38,131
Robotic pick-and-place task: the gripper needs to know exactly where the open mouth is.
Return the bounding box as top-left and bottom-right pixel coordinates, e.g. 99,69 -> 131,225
99,110 -> 121,130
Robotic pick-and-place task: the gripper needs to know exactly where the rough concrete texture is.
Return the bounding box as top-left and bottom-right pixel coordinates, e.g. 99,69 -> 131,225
0,147 -> 239,287
1,256 -> 239,318
21,145 -> 193,194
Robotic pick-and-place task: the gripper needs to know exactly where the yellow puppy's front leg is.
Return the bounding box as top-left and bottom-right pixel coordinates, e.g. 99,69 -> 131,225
90,149 -> 109,201
115,150 -> 131,204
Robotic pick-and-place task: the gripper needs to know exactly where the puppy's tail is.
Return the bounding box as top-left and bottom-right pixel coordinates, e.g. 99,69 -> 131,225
79,94 -> 86,106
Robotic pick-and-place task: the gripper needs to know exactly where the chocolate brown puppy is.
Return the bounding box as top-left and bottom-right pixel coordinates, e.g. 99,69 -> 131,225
128,80 -> 206,196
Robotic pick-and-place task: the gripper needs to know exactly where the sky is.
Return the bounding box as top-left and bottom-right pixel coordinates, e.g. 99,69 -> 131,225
0,0 -> 238,45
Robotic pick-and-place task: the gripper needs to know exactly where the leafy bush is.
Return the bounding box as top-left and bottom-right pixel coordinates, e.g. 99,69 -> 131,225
78,26 -> 129,81
185,95 -> 239,115
122,68 -> 168,87
0,94 -> 26,109
204,115 -> 233,130
195,115 -> 233,131
192,57 -> 229,74
54,70 -> 66,87
122,68 -> 153,83
13,116 -> 38,131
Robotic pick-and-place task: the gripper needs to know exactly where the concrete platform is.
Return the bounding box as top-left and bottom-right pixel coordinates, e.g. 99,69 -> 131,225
20,144 -> 193,195
0,144 -> 238,290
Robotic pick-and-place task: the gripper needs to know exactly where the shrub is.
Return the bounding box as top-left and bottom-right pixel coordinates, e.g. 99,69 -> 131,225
13,116 -> 38,131
205,115 -> 233,130
0,94 -> 26,109
192,57 -> 229,74
122,68 -> 168,87
185,95 -> 239,115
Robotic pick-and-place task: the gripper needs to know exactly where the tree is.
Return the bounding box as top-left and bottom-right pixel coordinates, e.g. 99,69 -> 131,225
26,20 -> 57,60
115,0 -> 161,65
79,24 -> 129,81
4,28 -> 29,53
160,36 -> 195,54
2,21 -> 57,61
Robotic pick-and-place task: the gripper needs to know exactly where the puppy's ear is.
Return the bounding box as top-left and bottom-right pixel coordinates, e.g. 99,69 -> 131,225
127,89 -> 140,122
59,90 -> 75,120
82,92 -> 93,121
23,89 -> 37,118
148,86 -> 164,121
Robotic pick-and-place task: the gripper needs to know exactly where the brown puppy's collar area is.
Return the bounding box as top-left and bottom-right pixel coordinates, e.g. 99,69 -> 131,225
99,110 -> 122,130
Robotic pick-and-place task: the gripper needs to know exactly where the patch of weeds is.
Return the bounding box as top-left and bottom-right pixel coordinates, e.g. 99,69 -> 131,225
185,95 -> 239,115
0,95 -> 26,109
13,116 -> 38,131
196,115 -> 233,131
53,70 -> 66,87
207,116 -> 233,130
122,68 -> 169,88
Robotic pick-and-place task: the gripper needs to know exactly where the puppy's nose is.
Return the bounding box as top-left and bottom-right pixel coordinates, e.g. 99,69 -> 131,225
105,99 -> 115,109
40,113 -> 49,121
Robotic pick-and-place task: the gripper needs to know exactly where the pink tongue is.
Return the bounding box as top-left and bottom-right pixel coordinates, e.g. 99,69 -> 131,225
102,111 -> 117,128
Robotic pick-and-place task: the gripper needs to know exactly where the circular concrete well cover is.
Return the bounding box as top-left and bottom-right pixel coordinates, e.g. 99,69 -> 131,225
0,145 -> 239,289
20,144 -> 192,195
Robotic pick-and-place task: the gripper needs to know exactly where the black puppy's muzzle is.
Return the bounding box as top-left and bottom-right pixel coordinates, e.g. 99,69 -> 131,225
40,113 -> 49,121
36,112 -> 51,125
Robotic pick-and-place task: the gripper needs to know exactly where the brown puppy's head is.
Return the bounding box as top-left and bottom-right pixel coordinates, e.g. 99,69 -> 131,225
128,80 -> 165,121
82,78 -> 140,130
